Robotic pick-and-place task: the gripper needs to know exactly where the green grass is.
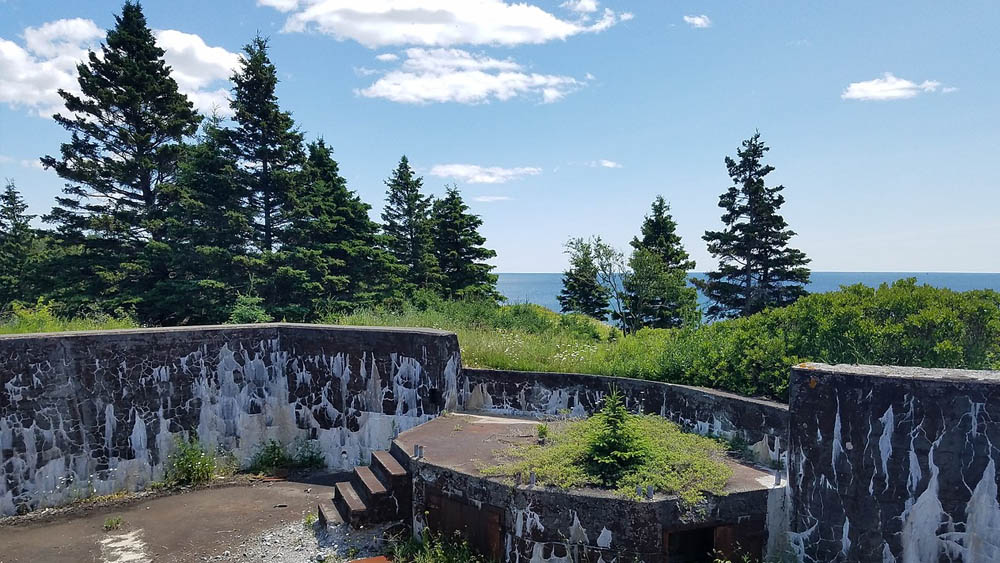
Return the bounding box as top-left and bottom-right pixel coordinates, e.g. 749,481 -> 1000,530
389,530 -> 493,563
480,410 -> 731,505
103,516 -> 124,531
0,301 -> 136,335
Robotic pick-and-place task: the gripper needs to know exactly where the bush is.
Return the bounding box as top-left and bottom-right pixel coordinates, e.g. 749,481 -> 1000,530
165,437 -> 216,486
227,294 -> 273,324
247,439 -> 326,474
0,300 -> 136,335
390,530 -> 492,563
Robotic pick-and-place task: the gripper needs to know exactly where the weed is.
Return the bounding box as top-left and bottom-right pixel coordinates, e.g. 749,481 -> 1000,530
165,436 -> 216,486
536,423 -> 549,443
247,438 -> 325,475
303,512 -> 317,528
103,516 -> 123,531
389,529 -> 493,563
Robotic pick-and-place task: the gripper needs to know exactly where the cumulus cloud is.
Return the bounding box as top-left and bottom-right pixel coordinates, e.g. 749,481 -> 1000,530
430,163 -> 541,184
0,19 -> 238,118
472,195 -> 512,202
683,15 -> 712,28
261,0 -> 632,48
841,73 -> 949,101
357,48 -> 583,104
561,0 -> 598,13
375,53 -> 399,62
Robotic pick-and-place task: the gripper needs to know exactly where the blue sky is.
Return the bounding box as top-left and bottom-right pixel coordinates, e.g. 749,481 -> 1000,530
1,1 -> 998,272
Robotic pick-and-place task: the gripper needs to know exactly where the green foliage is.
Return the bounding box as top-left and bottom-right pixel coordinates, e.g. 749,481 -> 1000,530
165,437 -> 216,486
103,516 -> 124,531
697,132 -> 811,319
0,301 -> 136,335
0,181 -> 40,307
40,1 -> 201,317
558,237 -> 611,320
431,185 -> 499,301
332,280 -> 1000,401
390,530 -> 493,563
382,156 -> 440,295
226,294 -> 274,324
536,423 -> 549,442
481,405 -> 731,505
246,439 -> 325,474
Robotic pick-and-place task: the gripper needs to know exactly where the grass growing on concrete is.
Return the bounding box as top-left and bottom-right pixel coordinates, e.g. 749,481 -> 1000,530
165,437 -> 217,486
389,530 -> 493,563
102,516 -> 124,531
0,302 -> 136,335
481,391 -> 731,505
246,439 -> 325,475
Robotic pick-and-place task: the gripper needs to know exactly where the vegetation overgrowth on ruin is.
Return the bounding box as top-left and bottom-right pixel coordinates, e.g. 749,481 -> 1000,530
481,389 -> 731,505
389,530 -> 494,563
0,301 -> 136,335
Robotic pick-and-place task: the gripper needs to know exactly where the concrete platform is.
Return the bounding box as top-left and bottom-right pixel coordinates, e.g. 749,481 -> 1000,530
394,413 -> 777,498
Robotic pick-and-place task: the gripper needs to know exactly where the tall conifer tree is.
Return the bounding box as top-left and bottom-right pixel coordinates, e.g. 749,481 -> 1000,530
271,140 -> 400,318
0,181 -> 38,307
625,195 -> 699,328
381,156 -> 440,293
227,34 -> 304,254
558,238 -> 610,319
697,132 -> 811,319
430,185 -> 499,300
41,2 -> 200,314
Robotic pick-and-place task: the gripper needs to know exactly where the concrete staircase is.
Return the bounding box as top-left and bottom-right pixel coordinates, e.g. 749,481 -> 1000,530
320,449 -> 411,528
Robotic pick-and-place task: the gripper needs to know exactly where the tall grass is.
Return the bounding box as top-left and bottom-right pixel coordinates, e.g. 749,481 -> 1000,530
0,301 -> 137,335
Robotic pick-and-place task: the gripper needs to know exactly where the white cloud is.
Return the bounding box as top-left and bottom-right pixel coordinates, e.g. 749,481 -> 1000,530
358,48 -> 583,104
473,195 -> 512,202
0,19 -> 101,116
19,159 -> 43,170
0,155 -> 13,164
683,15 -> 712,28
942,86 -> 959,94
841,72 -> 948,101
588,159 -> 622,168
430,163 -> 541,184
375,53 -> 399,62
263,0 -> 632,48
1,20 -> 239,118
561,0 -> 598,14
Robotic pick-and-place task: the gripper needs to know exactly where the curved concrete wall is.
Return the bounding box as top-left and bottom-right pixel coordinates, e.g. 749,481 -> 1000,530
0,324 -> 460,516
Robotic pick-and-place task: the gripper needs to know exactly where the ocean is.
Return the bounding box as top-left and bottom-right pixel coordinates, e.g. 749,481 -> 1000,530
496,272 -> 1000,313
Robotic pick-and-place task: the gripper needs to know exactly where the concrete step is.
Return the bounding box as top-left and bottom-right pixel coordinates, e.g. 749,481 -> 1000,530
333,481 -> 368,527
371,450 -> 407,489
352,465 -> 388,503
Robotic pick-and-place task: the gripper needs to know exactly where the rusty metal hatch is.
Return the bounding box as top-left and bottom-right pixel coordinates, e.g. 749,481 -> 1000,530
424,487 -> 502,560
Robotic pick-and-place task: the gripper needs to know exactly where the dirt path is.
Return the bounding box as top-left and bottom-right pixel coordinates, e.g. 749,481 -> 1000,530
0,480 -> 358,563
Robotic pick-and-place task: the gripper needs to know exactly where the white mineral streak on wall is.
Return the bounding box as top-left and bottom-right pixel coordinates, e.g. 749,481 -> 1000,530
965,459 -> 1000,562
596,527 -> 612,549
901,437 -> 944,563
762,473 -> 790,560
877,406 -> 894,493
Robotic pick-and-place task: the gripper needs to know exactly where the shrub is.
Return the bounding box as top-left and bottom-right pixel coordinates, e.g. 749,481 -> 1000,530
390,530 -> 492,563
0,300 -> 136,335
247,438 -> 326,474
227,294 -> 273,324
165,436 -> 216,486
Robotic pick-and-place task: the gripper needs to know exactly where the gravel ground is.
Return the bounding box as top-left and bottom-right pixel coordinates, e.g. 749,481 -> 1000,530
198,519 -> 400,563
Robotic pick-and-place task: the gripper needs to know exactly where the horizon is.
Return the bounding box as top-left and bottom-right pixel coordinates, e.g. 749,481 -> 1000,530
2,1 -> 998,273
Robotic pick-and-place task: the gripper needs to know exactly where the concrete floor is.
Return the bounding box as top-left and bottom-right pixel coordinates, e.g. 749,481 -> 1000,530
0,480 -> 340,563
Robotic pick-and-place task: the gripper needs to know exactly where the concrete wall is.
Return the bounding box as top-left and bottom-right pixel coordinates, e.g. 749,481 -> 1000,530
787,363 -> 1000,562
460,368 -> 789,467
0,324 -> 460,516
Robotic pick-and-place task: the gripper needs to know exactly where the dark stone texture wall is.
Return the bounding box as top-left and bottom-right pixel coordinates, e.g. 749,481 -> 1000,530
0,324 -> 460,516
459,368 -> 789,466
405,456 -> 769,563
787,363 -> 1000,562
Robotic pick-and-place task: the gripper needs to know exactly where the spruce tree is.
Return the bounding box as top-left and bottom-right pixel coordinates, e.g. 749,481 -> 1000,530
697,132 -> 811,319
0,180 -> 38,307
271,139 -> 400,319
227,34 -> 304,254
381,156 -> 440,294
625,195 -> 699,328
40,1 -> 200,315
558,237 -> 610,319
147,117 -> 253,324
430,185 -> 499,300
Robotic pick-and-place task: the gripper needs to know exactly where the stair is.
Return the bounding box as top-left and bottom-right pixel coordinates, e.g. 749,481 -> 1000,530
322,448 -> 412,529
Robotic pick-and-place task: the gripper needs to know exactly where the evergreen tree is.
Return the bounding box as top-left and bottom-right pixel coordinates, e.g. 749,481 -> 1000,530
146,117 -> 253,324
270,139 -> 401,319
430,185 -> 499,300
558,237 -> 610,319
0,180 -> 39,307
381,156 -> 440,293
40,2 -> 200,315
586,387 -> 646,486
625,196 -> 699,328
696,132 -> 811,319
227,34 -> 304,254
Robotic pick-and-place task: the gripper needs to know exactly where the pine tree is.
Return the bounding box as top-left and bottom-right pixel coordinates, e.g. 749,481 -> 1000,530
696,132 -> 811,319
270,139 -> 400,319
430,185 -> 499,300
381,156 -> 440,294
0,180 -> 38,307
147,117 -> 253,324
558,237 -> 610,319
625,196 -> 699,328
586,387 -> 646,486
40,2 -> 200,315
227,34 -> 304,254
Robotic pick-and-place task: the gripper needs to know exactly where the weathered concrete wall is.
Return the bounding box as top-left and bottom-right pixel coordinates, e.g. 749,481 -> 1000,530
460,368 -> 789,466
787,363 -> 1000,562
0,324 -> 459,516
